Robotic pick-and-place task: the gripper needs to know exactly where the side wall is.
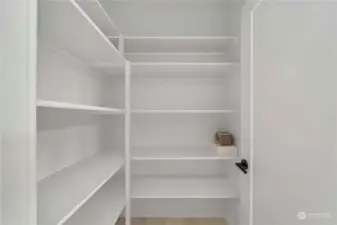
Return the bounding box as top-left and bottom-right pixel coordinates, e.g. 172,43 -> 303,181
103,1 -> 245,37
1,1 -> 37,225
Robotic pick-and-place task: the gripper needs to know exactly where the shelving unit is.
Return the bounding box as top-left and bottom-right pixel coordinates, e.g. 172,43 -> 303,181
36,0 -> 129,225
124,15 -> 241,221
112,4 -> 243,217
34,0 -> 243,224
38,153 -> 124,225
64,177 -> 125,225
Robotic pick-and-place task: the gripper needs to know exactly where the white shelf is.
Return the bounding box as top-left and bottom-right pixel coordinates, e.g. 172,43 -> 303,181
40,40 -> 125,76
110,36 -> 237,40
132,109 -> 239,114
132,176 -> 238,199
64,180 -> 125,225
109,36 -> 236,54
132,146 -> 237,160
38,153 -> 124,225
39,0 -> 124,65
76,0 -> 120,37
104,0 -> 236,2
125,52 -> 232,63
131,62 -> 238,75
37,100 -> 125,115
125,52 -> 227,56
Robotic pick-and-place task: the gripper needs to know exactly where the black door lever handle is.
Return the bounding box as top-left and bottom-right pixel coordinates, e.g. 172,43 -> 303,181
235,159 -> 249,174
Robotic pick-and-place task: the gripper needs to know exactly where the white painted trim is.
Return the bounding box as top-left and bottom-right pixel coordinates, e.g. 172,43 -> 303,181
240,1 -> 266,224
0,74 -> 2,225
28,0 -> 38,224
2,0 -> 37,224
249,1 -> 265,225
0,3 -> 3,223
124,61 -> 131,225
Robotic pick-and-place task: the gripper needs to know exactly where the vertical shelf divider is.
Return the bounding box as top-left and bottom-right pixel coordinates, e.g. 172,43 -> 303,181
124,61 -> 131,225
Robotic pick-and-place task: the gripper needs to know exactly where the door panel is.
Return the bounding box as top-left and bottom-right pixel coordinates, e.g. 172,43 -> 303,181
252,1 -> 337,225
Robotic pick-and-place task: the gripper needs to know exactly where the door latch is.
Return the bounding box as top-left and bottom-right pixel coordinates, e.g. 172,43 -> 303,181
235,159 -> 249,174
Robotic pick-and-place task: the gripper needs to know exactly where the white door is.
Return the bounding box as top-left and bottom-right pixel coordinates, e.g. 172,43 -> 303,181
242,1 -> 337,225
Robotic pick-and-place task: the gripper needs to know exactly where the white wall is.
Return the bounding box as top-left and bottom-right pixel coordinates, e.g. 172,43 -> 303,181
0,2 -> 3,223
249,1 -> 337,225
103,0 -> 244,37
1,0 -> 37,225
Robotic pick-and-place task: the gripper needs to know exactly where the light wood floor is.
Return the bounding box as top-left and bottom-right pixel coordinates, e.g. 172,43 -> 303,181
116,218 -> 227,225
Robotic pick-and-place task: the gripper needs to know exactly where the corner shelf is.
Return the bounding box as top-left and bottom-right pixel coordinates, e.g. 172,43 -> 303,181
37,100 -> 125,115
38,153 -> 124,225
38,0 -> 125,66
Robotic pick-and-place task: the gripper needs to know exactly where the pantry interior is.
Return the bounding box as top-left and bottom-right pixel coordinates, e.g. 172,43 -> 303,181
4,1 -> 337,225
35,0 -> 246,225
